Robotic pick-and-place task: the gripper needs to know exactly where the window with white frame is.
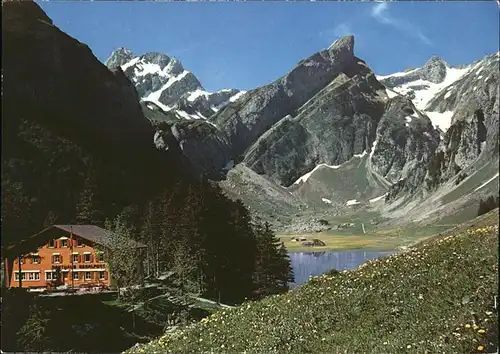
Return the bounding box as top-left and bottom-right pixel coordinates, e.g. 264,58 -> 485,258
60,239 -> 68,248
99,271 -> 106,280
72,272 -> 79,280
85,272 -> 92,280
14,272 -> 26,281
48,239 -> 55,248
52,254 -> 61,264
15,272 -> 40,281
84,253 -> 91,263
45,271 -> 56,281
72,254 -> 79,263
32,256 -> 40,264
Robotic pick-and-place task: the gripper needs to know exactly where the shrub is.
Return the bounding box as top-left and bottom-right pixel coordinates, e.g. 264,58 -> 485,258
477,195 -> 499,216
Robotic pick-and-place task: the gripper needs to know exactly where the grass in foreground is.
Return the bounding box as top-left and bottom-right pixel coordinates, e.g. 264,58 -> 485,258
126,210 -> 498,354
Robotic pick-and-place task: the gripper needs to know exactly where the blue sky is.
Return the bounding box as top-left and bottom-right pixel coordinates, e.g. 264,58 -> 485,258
38,1 -> 498,92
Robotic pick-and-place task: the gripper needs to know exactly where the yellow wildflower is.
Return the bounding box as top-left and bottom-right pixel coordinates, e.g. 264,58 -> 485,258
465,324 -> 471,328
477,345 -> 484,351
478,329 -> 486,334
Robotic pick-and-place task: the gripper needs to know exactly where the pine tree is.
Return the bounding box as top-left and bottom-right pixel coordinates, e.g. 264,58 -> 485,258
477,199 -> 487,216
16,300 -> 52,352
478,195 -> 500,216
171,238 -> 198,294
224,198 -> 257,302
252,221 -> 294,299
486,196 -> 496,212
103,214 -> 144,303
178,184 -> 207,294
140,201 -> 159,279
158,184 -> 185,275
75,169 -> 103,225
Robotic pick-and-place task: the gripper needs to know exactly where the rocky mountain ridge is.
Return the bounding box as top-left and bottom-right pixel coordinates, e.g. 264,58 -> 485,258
101,34 -> 498,228
385,52 -> 499,206
215,46 -> 497,227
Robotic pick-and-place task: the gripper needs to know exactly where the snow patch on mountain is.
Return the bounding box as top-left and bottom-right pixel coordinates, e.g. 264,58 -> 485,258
369,140 -> 378,161
175,110 -> 206,120
142,97 -> 172,112
379,60 -> 471,131
321,197 -> 332,204
369,194 -> 386,203
293,163 -> 342,185
425,110 -> 454,130
121,57 -> 140,71
474,172 -> 499,192
229,91 -> 247,102
187,89 -> 210,102
394,67 -> 469,111
385,88 -> 399,98
377,67 -> 419,80
353,150 -> 368,158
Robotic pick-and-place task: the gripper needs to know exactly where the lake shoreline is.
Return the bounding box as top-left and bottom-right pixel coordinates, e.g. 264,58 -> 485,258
288,249 -> 396,286
287,246 -> 395,253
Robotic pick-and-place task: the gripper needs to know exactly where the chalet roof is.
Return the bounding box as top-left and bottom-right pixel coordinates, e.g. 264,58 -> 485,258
4,224 -> 146,258
53,225 -> 147,250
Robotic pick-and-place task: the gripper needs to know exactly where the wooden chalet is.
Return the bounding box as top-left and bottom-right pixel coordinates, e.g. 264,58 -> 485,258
3,225 -> 147,291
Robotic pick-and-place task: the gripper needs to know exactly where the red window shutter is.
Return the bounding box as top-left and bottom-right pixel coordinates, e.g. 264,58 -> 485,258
78,255 -> 82,263
51,255 -> 54,263
104,271 -> 108,280
60,255 -> 63,263
90,254 -> 94,263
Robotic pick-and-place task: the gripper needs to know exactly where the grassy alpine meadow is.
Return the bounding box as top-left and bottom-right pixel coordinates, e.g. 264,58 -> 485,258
126,210 -> 499,354
278,223 -> 456,253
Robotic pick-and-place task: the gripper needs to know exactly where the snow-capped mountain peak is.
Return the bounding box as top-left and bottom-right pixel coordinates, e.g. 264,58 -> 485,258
105,48 -> 246,122
105,47 -> 134,69
376,53 -> 498,131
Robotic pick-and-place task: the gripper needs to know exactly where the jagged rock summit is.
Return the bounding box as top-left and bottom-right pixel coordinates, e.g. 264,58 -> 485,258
105,47 -> 134,69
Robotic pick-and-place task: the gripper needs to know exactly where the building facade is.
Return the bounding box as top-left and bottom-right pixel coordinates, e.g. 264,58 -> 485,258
4,225 -> 146,291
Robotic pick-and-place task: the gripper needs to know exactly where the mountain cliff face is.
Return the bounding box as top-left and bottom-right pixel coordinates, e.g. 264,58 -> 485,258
211,36 -> 369,158
371,96 -> 440,185
384,53 -> 499,203
241,57 -> 386,186
208,37 -> 441,196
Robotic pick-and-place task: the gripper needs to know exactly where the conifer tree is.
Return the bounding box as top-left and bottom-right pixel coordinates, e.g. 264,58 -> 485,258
103,214 -> 144,303
140,201 -> 160,278
252,221 -> 294,299
16,300 -> 52,352
75,169 -> 103,225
